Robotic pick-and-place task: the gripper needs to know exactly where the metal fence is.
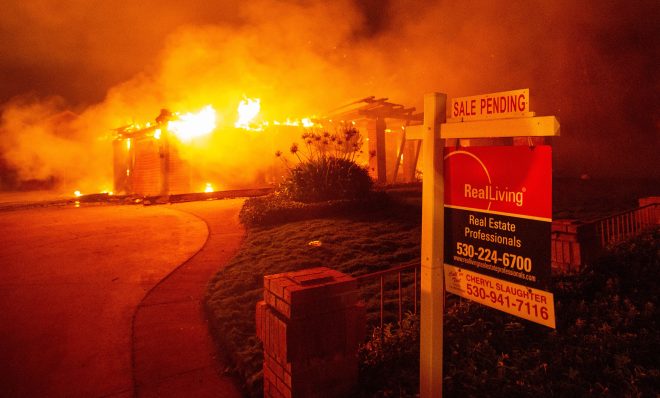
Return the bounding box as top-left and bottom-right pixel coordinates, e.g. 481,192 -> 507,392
356,261 -> 420,335
592,203 -> 659,248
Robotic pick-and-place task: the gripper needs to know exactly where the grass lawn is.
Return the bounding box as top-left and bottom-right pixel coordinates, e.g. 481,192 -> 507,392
205,201 -> 421,396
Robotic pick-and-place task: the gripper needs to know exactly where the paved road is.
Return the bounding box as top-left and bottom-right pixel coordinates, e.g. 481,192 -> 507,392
0,204 -> 209,397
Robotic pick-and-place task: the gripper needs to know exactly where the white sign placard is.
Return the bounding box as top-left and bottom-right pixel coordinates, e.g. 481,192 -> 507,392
449,88 -> 531,122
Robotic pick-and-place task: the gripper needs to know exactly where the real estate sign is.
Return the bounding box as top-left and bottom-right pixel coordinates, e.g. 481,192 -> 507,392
443,145 -> 556,328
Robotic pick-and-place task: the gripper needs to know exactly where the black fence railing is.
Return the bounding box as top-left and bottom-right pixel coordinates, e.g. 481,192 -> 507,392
356,261 -> 420,336
589,203 -> 659,248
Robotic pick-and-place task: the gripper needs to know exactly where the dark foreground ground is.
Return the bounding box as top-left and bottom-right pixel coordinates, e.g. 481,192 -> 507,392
0,176 -> 656,397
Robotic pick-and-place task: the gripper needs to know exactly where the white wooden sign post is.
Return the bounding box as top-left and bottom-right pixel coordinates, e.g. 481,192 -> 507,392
419,90 -> 560,397
419,92 -> 446,398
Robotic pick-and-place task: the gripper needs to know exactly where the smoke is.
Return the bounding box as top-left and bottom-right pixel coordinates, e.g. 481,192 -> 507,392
1,0 -> 658,193
0,96 -> 112,192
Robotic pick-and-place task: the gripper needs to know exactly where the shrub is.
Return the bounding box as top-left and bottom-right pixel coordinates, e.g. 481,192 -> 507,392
238,191 -> 390,227
357,313 -> 420,397
280,157 -> 372,202
276,126 -> 373,203
238,194 -> 304,227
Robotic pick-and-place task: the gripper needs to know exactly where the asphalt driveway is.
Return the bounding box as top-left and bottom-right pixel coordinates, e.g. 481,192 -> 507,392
0,204 -> 208,397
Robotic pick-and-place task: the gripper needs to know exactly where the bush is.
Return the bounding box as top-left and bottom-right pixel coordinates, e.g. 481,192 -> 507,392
280,156 -> 372,203
239,194 -> 305,227
357,313 -> 420,398
276,125 -> 373,203
239,126 -> 384,227
238,191 -> 390,227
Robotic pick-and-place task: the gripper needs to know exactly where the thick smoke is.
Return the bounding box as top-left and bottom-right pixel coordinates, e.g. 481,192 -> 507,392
0,96 -> 112,191
0,0 -> 657,193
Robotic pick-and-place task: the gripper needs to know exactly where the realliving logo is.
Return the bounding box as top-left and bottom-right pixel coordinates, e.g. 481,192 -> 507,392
464,184 -> 526,207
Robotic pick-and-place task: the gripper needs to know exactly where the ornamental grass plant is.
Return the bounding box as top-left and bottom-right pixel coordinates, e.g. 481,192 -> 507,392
276,125 -> 372,203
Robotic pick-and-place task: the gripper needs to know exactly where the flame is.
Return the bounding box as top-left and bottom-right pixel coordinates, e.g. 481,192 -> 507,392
235,98 -> 261,130
204,182 -> 214,193
234,97 -> 319,131
167,105 -> 217,142
74,190 -> 82,197
279,117 -> 316,127
301,118 -> 314,128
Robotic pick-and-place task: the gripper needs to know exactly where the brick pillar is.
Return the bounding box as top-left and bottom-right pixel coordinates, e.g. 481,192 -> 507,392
551,220 -> 582,274
551,219 -> 601,273
256,267 -> 365,398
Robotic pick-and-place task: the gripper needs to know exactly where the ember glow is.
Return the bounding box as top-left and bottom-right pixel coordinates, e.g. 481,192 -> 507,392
167,105 -> 217,142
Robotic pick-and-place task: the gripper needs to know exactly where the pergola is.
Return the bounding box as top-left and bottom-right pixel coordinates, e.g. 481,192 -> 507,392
325,96 -> 423,184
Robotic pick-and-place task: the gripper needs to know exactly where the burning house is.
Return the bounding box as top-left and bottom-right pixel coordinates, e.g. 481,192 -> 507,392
111,100 -> 309,197
112,107 -> 215,196
111,97 -> 425,197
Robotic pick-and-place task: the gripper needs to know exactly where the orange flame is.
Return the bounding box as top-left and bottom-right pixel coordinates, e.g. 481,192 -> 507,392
167,105 -> 217,142
234,97 -> 319,131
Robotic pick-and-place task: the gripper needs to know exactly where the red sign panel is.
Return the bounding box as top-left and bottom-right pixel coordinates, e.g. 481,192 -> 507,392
444,145 -> 552,220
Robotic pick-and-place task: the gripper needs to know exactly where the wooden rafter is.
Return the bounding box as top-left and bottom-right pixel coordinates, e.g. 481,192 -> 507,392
323,96 -> 424,184
325,97 -> 422,123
